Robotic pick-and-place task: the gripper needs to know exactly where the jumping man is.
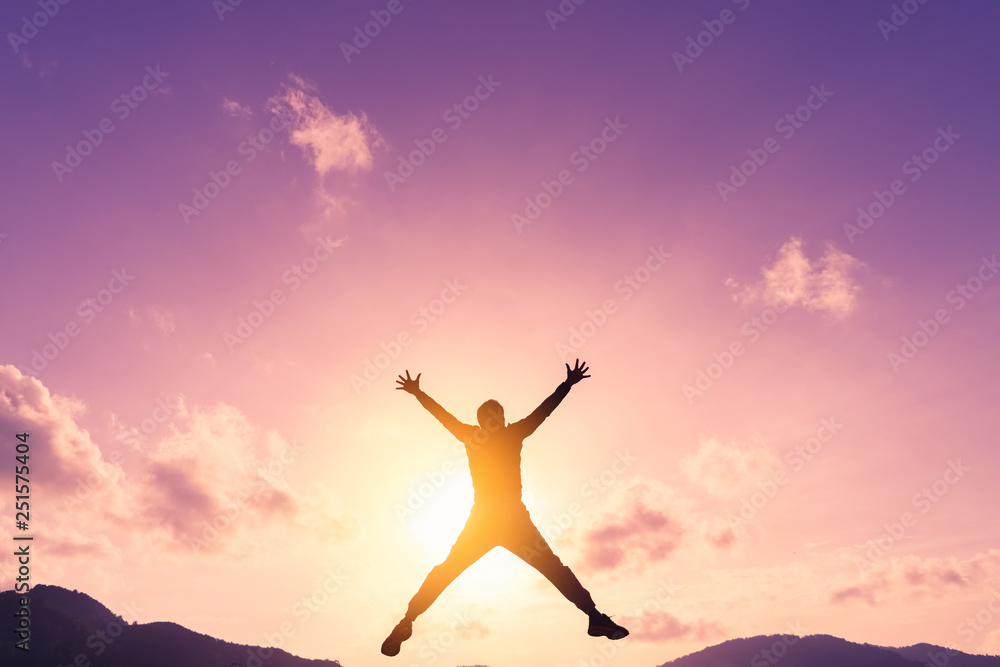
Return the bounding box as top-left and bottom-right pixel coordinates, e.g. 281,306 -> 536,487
381,359 -> 628,656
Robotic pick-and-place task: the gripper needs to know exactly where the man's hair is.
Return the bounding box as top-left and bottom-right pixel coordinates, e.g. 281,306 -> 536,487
477,400 -> 505,429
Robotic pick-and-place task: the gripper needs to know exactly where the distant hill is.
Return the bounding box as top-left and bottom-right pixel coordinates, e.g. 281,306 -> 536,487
657,634 -> 1000,667
890,643 -> 1000,667
5,585 -> 1000,667
0,585 -> 342,667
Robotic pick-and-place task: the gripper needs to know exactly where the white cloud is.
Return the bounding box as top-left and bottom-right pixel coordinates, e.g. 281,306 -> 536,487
126,306 -> 177,338
268,76 -> 383,178
580,478 -> 692,572
829,550 -> 1000,606
265,75 -> 384,220
681,435 -> 782,496
149,306 -> 176,336
0,364 -> 360,585
729,237 -> 863,318
221,97 -> 252,117
627,610 -> 726,642
0,365 -> 126,504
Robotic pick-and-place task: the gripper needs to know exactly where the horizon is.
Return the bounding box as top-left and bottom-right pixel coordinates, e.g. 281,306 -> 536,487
8,583 -> 1000,665
2,0 -> 999,665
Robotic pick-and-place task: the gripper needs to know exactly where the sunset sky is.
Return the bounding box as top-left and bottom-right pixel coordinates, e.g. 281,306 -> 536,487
2,1 -> 999,665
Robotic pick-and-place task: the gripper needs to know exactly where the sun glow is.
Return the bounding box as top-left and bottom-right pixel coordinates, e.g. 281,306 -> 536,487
408,476 -> 475,561
406,477 -> 539,597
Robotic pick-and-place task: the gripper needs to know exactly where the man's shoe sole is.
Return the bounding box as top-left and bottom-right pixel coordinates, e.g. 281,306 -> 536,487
381,621 -> 412,656
588,624 -> 629,640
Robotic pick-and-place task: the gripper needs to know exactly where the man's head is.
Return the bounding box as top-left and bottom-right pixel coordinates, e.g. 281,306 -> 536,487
477,399 -> 505,431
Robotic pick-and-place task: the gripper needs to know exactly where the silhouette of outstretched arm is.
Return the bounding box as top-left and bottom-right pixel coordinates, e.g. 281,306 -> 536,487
511,359 -> 590,438
397,370 -> 475,442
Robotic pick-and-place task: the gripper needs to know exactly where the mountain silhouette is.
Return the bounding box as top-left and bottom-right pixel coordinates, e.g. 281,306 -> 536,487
657,634 -> 1000,667
1,585 -> 342,667
891,643 -> 1000,667
5,585 -> 1000,667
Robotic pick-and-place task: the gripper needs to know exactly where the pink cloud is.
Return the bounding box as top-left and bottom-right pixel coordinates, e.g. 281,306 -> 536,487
129,401 -> 304,551
267,74 -> 384,219
0,364 -> 359,570
706,526 -> 739,550
681,435 -> 781,496
830,551 -> 1000,605
727,237 -> 864,318
0,365 -> 128,510
221,97 -> 252,118
581,481 -> 687,571
268,75 -> 382,176
630,610 -> 726,642
43,527 -> 120,560
455,619 -> 491,640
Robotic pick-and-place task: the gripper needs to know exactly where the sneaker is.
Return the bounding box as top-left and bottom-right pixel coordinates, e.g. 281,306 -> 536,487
381,617 -> 413,657
588,612 -> 629,640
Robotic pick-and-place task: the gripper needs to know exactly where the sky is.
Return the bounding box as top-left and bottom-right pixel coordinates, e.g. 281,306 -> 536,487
1,0 -> 999,665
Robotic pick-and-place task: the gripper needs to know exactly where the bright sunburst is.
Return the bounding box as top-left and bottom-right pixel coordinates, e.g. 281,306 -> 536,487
407,475 -> 474,561
406,477 -> 537,596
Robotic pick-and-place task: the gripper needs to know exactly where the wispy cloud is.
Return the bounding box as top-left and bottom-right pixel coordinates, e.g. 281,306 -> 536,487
830,550 -> 1000,605
580,480 -> 688,571
267,74 -> 384,218
221,97 -> 252,117
681,435 -> 782,497
18,52 -> 58,80
728,237 -> 863,318
0,365 -> 126,501
149,306 -> 176,336
629,610 -> 726,642
0,365 -> 361,573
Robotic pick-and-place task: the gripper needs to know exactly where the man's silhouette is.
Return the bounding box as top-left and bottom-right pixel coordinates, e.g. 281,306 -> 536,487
381,359 -> 628,657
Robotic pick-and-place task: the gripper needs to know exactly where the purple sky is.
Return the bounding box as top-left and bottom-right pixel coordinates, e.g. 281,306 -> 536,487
2,1 -> 999,665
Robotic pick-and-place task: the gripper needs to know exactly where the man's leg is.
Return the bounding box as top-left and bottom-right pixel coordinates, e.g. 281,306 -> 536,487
505,511 -> 628,639
405,518 -> 494,618
383,508 -> 494,656
505,514 -> 597,615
